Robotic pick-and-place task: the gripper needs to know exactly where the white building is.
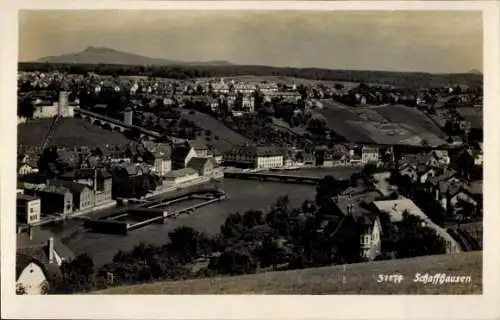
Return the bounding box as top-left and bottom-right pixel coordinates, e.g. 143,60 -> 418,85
16,194 -> 41,225
163,168 -> 199,186
16,255 -> 48,295
224,145 -> 284,169
361,146 -> 380,164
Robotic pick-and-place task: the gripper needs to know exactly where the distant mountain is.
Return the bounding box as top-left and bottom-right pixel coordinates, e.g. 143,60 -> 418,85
34,46 -> 233,66
468,69 -> 482,75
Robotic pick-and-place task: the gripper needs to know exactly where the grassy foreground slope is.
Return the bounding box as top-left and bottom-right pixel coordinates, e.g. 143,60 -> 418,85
96,252 -> 482,295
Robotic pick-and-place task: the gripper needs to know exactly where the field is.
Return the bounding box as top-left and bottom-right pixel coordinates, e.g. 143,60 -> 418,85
180,110 -> 250,152
95,251 -> 482,294
319,105 -> 448,146
18,118 -> 130,148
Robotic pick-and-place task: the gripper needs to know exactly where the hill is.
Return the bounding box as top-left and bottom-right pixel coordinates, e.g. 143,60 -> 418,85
34,47 -> 233,66
95,252 -> 482,294
318,104 -> 447,146
18,117 -> 130,148
180,110 -> 250,153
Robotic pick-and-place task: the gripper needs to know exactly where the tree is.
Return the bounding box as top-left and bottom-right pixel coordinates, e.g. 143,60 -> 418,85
394,212 -> 447,258
18,98 -> 35,119
315,175 -> 345,206
213,248 -> 257,275
168,227 -> 212,262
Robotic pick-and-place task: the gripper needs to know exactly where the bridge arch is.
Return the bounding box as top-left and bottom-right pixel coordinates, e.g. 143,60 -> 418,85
102,123 -> 112,131
93,119 -> 103,127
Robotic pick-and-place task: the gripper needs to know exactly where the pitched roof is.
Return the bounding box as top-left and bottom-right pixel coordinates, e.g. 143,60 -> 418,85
39,184 -> 71,195
17,193 -> 40,202
467,180 -> 483,195
60,168 -> 111,180
188,140 -> 208,150
48,180 -> 90,194
16,252 -> 60,281
17,229 -> 75,261
164,168 -> 198,178
188,157 -> 216,172
428,169 -> 458,186
333,190 -> 381,221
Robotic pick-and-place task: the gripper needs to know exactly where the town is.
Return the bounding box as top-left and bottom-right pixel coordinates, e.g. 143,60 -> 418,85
14,61 -> 483,294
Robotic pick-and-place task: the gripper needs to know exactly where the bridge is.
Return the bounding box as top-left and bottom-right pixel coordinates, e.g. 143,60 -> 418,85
223,171 -> 323,184
74,108 -> 161,140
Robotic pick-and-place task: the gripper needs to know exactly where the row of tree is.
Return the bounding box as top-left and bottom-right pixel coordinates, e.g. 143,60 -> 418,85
19,62 -> 483,89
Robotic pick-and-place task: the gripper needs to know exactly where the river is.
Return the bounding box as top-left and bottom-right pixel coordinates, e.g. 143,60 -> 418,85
46,167 -> 360,267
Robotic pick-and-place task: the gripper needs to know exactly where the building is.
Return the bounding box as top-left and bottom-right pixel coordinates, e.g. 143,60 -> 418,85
187,157 -> 218,176
189,140 -> 210,158
224,145 -> 284,169
163,168 -> 199,186
48,180 -> 94,211
358,215 -> 383,261
16,194 -> 41,225
16,255 -> 49,295
372,198 -> 461,254
242,96 -> 255,112
361,146 -> 379,164
123,107 -> 133,126
171,142 -> 197,169
60,169 -> 113,205
16,229 -> 75,294
332,190 -> 384,261
152,152 -> 172,176
25,185 -> 74,216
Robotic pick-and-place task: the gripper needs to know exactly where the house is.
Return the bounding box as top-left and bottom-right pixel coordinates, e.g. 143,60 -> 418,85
26,185 -> 74,216
357,214 -> 382,261
163,168 -> 199,186
48,180 -> 94,211
172,142 -> 197,169
361,146 -> 379,164
331,144 -> 350,166
449,188 -> 479,217
212,150 -> 223,164
16,254 -> 50,295
224,145 -> 284,169
372,198 -> 461,254
17,194 -> 41,226
18,163 -> 36,176
189,140 -> 210,158
242,96 -> 255,112
152,152 -> 172,176
430,150 -> 451,167
332,190 -> 383,261
187,157 -> 218,176
60,168 -> 113,205
16,229 -> 75,294
427,169 -> 462,209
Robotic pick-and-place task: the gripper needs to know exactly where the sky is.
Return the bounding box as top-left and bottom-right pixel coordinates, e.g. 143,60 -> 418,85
19,10 -> 482,73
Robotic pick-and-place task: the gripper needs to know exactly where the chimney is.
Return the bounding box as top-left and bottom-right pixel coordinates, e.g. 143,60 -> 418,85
94,168 -> 98,192
48,237 -> 54,264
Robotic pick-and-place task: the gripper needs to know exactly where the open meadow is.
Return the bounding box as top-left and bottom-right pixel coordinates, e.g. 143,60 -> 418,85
319,105 -> 448,146
180,110 -> 250,152
95,251 -> 482,295
18,118 -> 130,148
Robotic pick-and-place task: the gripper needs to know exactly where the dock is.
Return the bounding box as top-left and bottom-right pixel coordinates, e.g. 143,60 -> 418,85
83,190 -> 227,234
